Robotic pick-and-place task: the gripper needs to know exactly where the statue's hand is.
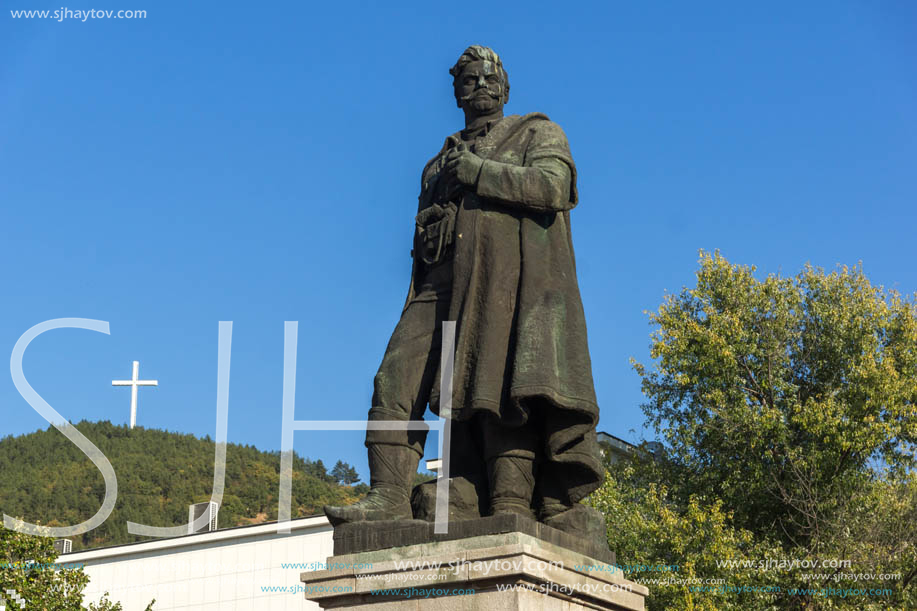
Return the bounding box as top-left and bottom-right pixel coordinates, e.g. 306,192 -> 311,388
416,203 -> 444,227
442,148 -> 484,188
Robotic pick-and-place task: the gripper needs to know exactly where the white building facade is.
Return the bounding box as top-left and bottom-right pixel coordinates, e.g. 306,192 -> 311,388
62,516 -> 333,611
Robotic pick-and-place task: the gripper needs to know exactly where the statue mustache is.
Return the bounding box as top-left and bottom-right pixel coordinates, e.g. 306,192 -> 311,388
460,90 -> 501,103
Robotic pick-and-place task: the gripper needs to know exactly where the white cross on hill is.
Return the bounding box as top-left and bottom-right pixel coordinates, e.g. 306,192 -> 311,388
112,361 -> 158,429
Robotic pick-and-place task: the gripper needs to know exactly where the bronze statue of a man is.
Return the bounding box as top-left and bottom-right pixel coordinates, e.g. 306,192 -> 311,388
325,45 -> 603,535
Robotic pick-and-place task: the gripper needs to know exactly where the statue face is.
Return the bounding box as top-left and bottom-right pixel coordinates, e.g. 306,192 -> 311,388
457,60 -> 505,114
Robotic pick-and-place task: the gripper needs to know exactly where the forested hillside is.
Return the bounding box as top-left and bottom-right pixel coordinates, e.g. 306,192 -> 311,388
0,421 -> 367,551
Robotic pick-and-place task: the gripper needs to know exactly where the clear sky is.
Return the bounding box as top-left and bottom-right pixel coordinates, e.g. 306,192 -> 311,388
2,1 -> 915,484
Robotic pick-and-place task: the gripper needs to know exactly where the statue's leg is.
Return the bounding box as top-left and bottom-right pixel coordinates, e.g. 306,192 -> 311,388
535,461 -> 571,519
324,299 -> 447,526
480,416 -> 538,519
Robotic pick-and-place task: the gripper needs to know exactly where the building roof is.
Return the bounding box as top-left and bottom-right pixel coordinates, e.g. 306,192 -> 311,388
597,431 -> 638,453
61,514 -> 331,561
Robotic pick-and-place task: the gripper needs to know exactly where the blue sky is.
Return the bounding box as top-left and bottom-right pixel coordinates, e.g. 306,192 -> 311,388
2,1 -> 915,486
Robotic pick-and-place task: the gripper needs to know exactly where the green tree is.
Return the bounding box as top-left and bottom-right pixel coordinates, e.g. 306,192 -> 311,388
0,525 -> 155,609
0,525 -> 87,610
87,592 -> 155,610
588,463 -> 782,610
618,251 -> 916,609
330,461 -> 360,485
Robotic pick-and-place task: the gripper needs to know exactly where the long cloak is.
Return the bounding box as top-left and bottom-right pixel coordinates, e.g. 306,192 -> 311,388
406,113 -> 603,503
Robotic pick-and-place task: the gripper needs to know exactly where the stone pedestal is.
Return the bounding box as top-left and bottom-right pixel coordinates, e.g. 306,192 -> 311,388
301,518 -> 647,610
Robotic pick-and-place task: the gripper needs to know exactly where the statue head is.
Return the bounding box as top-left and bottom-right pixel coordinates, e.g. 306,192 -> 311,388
449,45 -> 510,114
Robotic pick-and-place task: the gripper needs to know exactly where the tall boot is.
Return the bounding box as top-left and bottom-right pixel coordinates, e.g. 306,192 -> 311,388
323,444 -> 420,527
487,453 -> 536,519
538,463 -> 606,539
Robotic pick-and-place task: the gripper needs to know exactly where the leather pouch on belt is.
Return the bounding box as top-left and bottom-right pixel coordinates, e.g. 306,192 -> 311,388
417,203 -> 457,265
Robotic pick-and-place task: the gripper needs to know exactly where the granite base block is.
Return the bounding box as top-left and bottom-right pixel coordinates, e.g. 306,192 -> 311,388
332,514 -> 615,566
301,530 -> 647,610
